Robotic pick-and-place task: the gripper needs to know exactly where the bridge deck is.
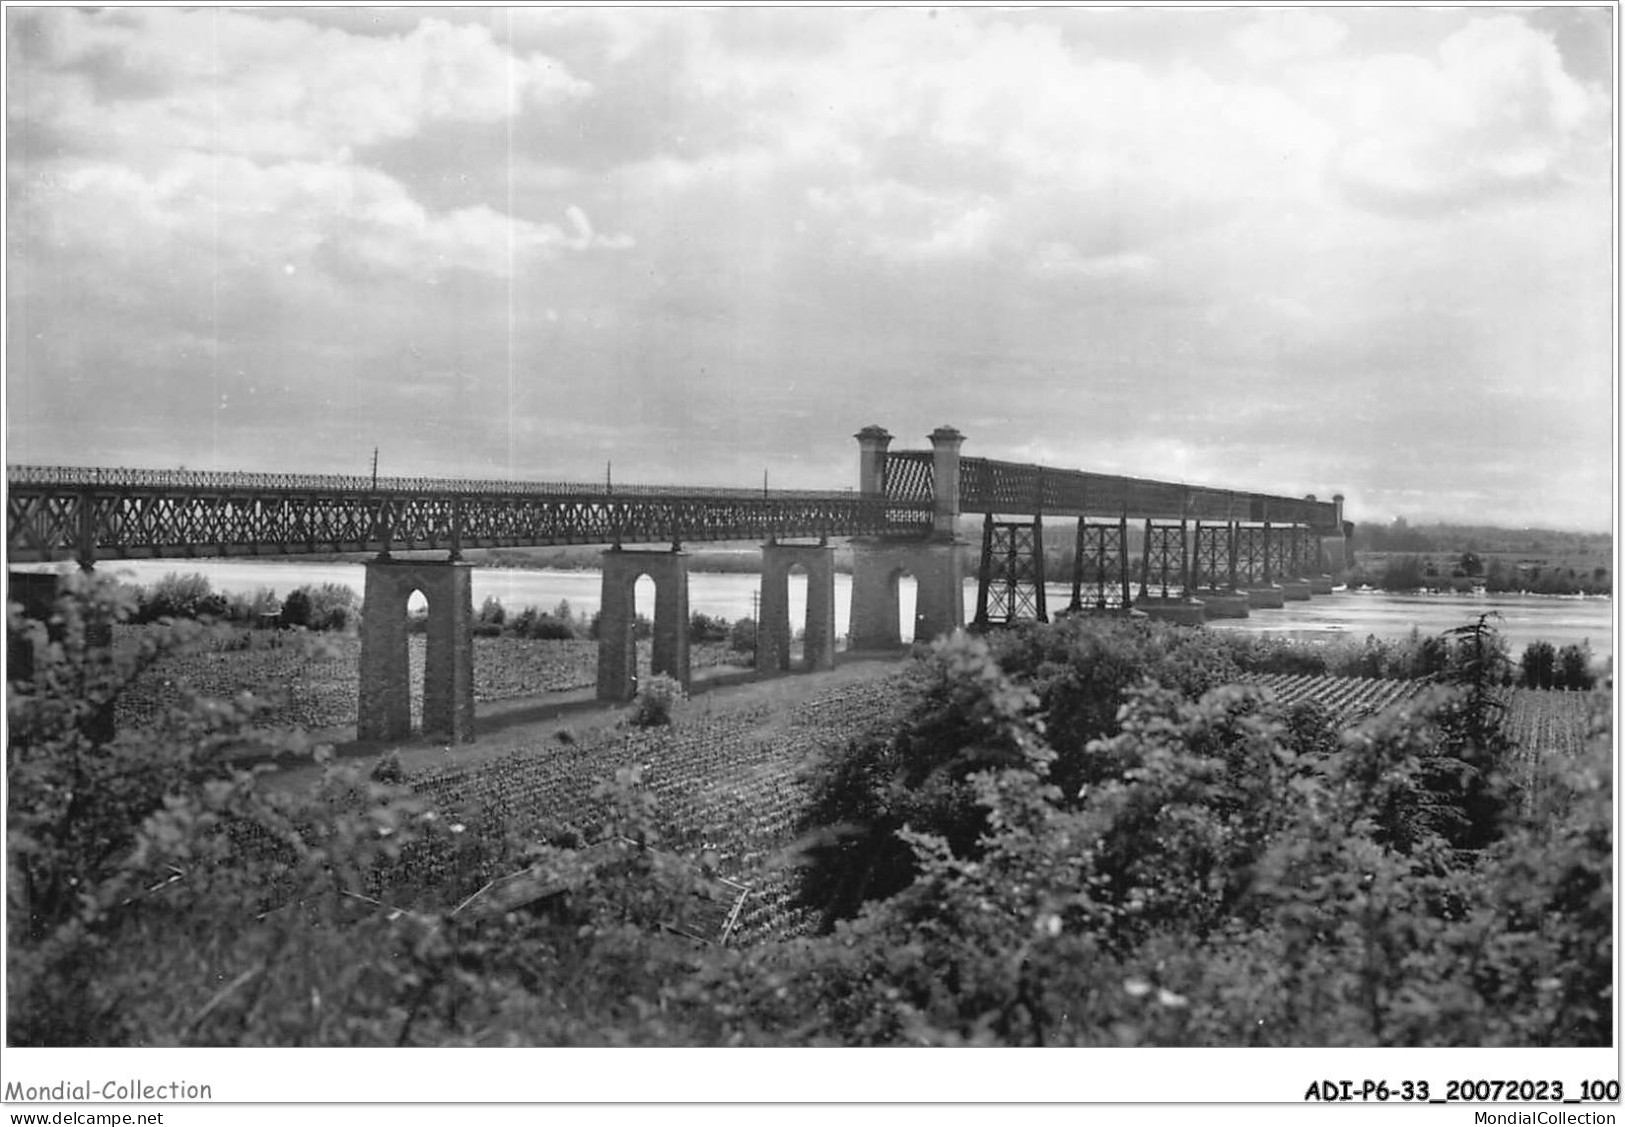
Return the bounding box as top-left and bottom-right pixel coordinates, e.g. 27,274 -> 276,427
7,449 -> 1342,566
6,467 -> 932,564
886,452 -> 1341,529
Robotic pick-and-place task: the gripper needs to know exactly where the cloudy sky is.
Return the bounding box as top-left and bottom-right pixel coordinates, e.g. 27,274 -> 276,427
5,6 -> 1615,529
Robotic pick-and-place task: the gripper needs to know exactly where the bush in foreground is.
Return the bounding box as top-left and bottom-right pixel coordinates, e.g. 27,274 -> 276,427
629,673 -> 686,728
7,586 -> 1610,1048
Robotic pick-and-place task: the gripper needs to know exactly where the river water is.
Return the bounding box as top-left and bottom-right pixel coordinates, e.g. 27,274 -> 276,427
47,559 -> 1617,662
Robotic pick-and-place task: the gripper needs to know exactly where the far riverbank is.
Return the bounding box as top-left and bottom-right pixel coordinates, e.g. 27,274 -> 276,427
46,559 -> 1615,663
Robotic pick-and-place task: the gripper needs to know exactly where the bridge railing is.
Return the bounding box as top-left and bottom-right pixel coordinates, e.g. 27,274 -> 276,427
6,465 -> 861,501
950,456 -> 1337,528
5,466 -> 935,563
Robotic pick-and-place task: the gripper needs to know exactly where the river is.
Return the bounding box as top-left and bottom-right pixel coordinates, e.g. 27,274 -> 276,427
37,559 -> 1617,662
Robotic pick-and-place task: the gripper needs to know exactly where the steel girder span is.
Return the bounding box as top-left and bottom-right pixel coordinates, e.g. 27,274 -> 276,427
5,467 -> 934,564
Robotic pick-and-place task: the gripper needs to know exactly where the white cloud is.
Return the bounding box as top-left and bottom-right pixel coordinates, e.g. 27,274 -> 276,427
11,8 -> 591,161
30,152 -> 630,283
1032,245 -> 1158,280
9,9 -> 625,287
5,8 -> 1612,528
1233,10 -> 1348,68
1328,17 -> 1602,211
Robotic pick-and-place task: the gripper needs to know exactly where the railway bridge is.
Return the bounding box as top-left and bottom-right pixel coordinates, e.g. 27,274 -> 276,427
7,426 -> 1349,744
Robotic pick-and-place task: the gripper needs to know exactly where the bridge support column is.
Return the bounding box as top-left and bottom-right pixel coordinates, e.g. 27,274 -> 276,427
596,549 -> 690,702
855,425 -> 893,494
758,542 -> 837,674
1191,521 -> 1249,619
929,425 -> 965,539
1318,501 -> 1351,586
974,516 -> 1047,627
849,539 -> 965,649
1316,535 -> 1349,584
1137,520 -> 1205,625
1280,526 -> 1313,601
358,559 -> 475,744
1069,518 -> 1133,612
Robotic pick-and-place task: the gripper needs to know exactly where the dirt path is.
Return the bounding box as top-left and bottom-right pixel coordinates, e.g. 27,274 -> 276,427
262,652 -> 912,794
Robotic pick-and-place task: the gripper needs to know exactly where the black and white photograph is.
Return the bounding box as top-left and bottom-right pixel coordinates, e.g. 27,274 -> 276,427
3,3 -> 1616,1118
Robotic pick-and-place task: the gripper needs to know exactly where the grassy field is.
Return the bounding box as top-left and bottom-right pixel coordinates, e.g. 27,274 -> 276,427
110,629 -> 1606,947
399,673 -> 914,943
390,673 -> 1605,945
111,624 -> 750,733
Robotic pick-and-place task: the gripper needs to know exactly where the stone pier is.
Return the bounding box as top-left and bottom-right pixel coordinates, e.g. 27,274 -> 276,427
849,537 -> 966,648
757,541 -> 837,673
1195,590 -> 1251,618
1136,596 -> 1206,625
1245,585 -> 1287,609
358,559 -> 475,743
596,549 -> 690,702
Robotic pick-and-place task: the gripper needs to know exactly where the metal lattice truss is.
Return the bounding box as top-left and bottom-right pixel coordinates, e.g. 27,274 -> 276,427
1140,522 -> 1187,600
1284,527 -> 1318,578
1192,523 -> 1235,591
882,451 -> 935,506
1235,525 -> 1271,585
974,519 -> 1047,626
949,456 -> 1339,530
6,468 -> 934,564
1266,526 -> 1292,581
1282,527 -> 1302,579
1070,520 -> 1130,610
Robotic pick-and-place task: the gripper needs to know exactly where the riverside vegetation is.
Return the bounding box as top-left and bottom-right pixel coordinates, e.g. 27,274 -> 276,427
103,573 -> 758,733
7,574 -> 1610,1046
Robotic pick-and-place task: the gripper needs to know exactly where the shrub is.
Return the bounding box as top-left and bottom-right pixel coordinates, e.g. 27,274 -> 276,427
587,611 -> 652,641
303,583 -> 358,631
1226,634 -> 1329,677
689,612 -> 730,644
370,750 -> 405,785
629,673 -> 686,728
135,572 -> 228,622
279,587 -> 313,628
11,579 -> 1607,1049
510,605 -> 577,640
983,616 -> 1239,797
1378,555 -> 1426,592
478,595 -> 506,627
225,586 -> 281,625
794,632 -> 1046,927
729,617 -> 758,656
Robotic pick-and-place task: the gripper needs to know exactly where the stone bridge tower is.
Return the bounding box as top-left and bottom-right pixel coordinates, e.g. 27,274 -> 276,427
848,425 -> 967,649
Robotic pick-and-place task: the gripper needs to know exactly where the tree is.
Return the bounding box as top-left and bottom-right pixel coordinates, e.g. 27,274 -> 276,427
279,587 -> 312,628
1556,644 -> 1596,691
1521,641 -> 1556,689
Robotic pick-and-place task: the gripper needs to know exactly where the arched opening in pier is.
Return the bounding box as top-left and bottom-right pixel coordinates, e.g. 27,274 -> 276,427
632,573 -> 658,687
787,562 -> 810,668
888,567 -> 919,645
406,586 -> 429,732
